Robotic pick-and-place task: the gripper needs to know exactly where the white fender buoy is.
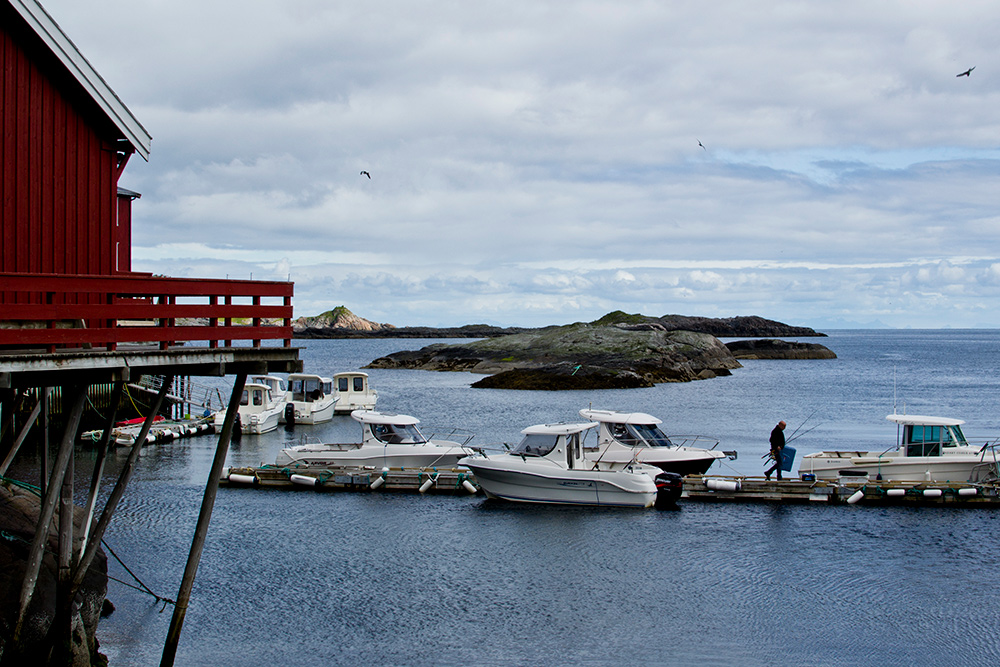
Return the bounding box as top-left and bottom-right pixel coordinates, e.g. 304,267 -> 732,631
462,480 -> 477,494
847,489 -> 864,504
290,474 -> 318,486
145,434 -> 156,445
228,473 -> 257,485
370,476 -> 385,490
923,488 -> 942,498
886,488 -> 906,497
958,487 -> 978,497
705,479 -> 740,492
220,467 -> 231,480
419,478 -> 434,493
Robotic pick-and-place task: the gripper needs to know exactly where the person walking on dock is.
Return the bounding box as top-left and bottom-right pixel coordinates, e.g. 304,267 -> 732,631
765,420 -> 786,480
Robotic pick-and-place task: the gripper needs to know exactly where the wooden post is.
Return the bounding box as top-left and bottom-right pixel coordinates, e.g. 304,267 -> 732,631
69,375 -> 174,598
40,388 -> 50,498
10,385 -> 87,649
0,387 -> 51,477
78,382 -> 124,560
160,373 -> 247,667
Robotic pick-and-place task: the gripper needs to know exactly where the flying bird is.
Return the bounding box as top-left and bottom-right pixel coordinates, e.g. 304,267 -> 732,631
698,140 -> 706,150
956,66 -> 975,77
360,171 -> 371,178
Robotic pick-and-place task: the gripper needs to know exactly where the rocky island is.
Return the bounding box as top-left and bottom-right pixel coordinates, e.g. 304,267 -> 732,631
366,312 -> 835,390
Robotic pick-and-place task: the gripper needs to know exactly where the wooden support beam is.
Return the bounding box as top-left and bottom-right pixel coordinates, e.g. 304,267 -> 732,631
69,375 -> 174,599
11,385 -> 87,649
160,373 -> 247,667
78,382 -> 124,560
0,388 -> 51,477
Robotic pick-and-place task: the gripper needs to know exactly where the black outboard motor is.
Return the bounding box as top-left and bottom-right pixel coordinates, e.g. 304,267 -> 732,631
654,471 -> 683,508
232,414 -> 243,443
284,404 -> 296,430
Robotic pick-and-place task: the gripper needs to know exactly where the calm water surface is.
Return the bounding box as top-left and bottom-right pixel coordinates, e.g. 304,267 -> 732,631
15,331 -> 1000,665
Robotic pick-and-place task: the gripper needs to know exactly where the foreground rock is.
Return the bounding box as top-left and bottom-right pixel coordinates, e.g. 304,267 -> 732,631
0,483 -> 108,666
367,323 -> 742,389
725,339 -> 837,360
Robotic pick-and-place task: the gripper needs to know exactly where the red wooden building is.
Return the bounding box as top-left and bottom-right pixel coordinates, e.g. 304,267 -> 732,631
0,2 -> 299,662
0,0 -> 296,352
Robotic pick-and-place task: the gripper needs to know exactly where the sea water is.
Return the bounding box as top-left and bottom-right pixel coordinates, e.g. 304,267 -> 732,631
16,330 -> 1000,665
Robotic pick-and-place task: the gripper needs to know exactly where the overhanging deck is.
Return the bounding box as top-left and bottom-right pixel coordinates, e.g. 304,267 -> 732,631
0,346 -> 301,388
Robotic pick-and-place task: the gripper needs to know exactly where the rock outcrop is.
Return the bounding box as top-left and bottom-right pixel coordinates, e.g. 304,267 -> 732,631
725,339 -> 837,360
292,306 -> 395,338
0,483 -> 108,666
367,323 -> 742,389
593,311 -> 825,337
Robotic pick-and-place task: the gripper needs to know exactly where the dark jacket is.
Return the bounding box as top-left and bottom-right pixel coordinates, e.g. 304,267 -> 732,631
769,425 -> 785,452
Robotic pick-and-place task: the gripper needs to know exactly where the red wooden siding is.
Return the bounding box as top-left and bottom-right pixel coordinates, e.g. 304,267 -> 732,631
1,13 -> 119,278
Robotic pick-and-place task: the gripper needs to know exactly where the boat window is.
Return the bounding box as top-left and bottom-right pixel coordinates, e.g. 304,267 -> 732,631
239,390 -> 249,406
512,433 -> 559,457
291,378 -> 324,402
339,377 -> 349,392
371,423 -> 426,445
905,425 -> 942,457
610,423 -> 673,447
323,381 -> 333,394
353,376 -> 365,392
252,390 -> 263,406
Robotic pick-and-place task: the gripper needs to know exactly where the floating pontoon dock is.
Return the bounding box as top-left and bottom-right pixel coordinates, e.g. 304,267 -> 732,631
683,474 -> 1000,506
222,465 -> 480,495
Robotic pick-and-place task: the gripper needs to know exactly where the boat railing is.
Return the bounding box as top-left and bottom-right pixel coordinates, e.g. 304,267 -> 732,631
667,434 -> 722,449
422,426 -> 475,446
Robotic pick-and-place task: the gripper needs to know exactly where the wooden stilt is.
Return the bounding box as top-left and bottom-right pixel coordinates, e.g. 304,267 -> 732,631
160,373 -> 247,667
40,388 -> 50,498
69,375 -> 175,598
10,385 -> 87,648
78,381 -> 124,561
0,387 -> 53,478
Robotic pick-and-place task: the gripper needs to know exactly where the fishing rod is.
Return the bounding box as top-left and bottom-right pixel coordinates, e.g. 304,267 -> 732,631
786,423 -> 822,444
785,409 -> 818,441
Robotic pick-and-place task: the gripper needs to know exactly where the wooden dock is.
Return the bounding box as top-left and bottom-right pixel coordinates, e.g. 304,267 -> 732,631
220,467 -> 1000,507
220,465 -> 481,495
682,474 -> 1000,506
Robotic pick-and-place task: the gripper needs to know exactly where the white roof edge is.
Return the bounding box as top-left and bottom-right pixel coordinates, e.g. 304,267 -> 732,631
351,410 -> 420,426
333,371 -> 369,377
886,414 -> 965,427
579,409 -> 662,425
521,422 -> 599,435
12,0 -> 151,160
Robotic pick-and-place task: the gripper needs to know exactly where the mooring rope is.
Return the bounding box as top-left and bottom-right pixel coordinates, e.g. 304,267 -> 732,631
101,538 -> 175,609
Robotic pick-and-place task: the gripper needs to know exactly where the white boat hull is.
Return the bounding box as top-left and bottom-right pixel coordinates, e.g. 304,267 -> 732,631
275,443 -> 470,469
288,399 -> 336,425
801,452 -> 996,483
461,459 -> 657,508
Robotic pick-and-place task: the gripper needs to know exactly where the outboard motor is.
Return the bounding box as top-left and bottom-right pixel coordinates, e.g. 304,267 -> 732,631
654,471 -> 683,508
232,414 -> 243,443
284,404 -> 296,430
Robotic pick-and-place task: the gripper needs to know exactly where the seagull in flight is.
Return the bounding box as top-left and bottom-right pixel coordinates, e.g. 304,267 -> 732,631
957,66 -> 975,77
697,140 -> 706,150
360,170 -> 371,178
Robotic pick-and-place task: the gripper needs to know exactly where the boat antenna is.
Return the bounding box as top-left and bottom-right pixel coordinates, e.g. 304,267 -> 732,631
892,366 -> 897,414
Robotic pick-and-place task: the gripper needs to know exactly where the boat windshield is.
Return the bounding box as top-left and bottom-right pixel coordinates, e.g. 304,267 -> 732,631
511,434 -> 559,457
609,423 -> 673,448
903,423 -> 969,457
371,423 -> 427,445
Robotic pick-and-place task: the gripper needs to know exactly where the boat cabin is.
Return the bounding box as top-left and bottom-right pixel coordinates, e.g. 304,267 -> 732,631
353,411 -> 427,445
511,422 -> 598,469
241,383 -> 272,410
333,371 -> 378,412
287,374 -> 329,403
580,410 -> 674,449
252,375 -> 287,401
890,414 -> 968,457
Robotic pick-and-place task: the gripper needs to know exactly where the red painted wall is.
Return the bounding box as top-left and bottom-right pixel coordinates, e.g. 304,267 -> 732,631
1,8 -> 123,281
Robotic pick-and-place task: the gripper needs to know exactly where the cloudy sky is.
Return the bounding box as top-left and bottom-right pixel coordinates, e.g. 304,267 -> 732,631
43,0 -> 1000,328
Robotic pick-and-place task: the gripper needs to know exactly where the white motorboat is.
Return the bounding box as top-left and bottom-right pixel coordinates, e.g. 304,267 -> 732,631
283,373 -> 336,425
459,421 -> 680,508
332,371 -> 378,413
579,409 -> 730,476
801,413 -> 1000,483
274,410 -> 474,469
214,382 -> 284,435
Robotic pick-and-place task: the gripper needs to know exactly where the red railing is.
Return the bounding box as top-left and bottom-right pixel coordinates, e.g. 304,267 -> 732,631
0,273 -> 294,351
